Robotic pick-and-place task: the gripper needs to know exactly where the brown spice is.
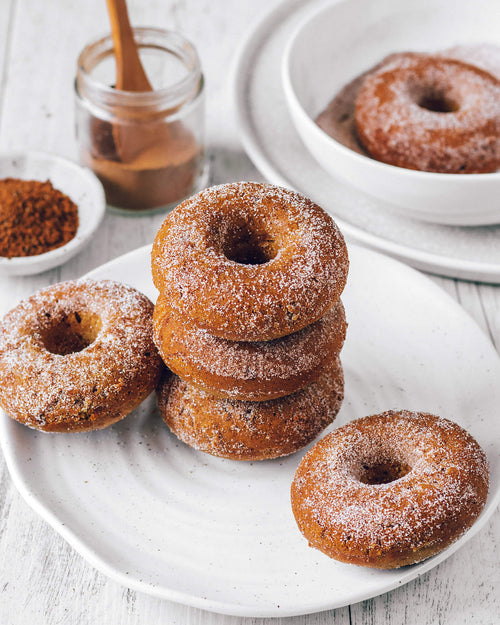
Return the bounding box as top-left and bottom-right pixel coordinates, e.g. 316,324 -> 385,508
0,178 -> 79,258
83,116 -> 202,212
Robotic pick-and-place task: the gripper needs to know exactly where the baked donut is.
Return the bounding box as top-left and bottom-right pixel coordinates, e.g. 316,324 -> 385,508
0,279 -> 163,432
291,411 -> 489,568
156,358 -> 344,461
151,182 -> 349,341
153,294 -> 346,401
354,52 -> 500,173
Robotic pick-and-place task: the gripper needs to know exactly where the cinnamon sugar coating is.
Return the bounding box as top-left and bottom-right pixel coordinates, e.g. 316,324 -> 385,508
153,295 -> 346,401
291,411 -> 489,568
0,279 -> 163,432
156,358 -> 344,461
151,182 -> 349,341
355,53 -> 500,173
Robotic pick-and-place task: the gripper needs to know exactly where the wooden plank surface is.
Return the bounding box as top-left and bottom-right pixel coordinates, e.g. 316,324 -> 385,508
0,0 -> 498,623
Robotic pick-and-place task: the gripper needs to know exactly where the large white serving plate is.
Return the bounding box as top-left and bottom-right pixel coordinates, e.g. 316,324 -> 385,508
233,0 -> 500,282
1,244 -> 500,617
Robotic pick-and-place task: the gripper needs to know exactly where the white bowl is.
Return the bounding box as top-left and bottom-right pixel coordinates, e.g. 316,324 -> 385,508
282,0 -> 500,226
0,151 -> 105,275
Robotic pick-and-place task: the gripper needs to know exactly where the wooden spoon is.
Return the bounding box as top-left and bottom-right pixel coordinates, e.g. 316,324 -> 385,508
105,0 -> 187,166
96,0 -> 201,212
106,0 -> 152,92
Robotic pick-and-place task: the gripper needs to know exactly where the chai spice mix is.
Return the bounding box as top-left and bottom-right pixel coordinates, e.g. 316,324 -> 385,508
0,178 -> 79,257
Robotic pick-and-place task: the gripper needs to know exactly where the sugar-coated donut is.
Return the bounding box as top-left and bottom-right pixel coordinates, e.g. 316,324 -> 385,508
153,295 -> 346,401
355,53 -> 500,173
291,411 -> 489,568
151,182 -> 349,341
156,359 -> 344,461
0,279 -> 163,432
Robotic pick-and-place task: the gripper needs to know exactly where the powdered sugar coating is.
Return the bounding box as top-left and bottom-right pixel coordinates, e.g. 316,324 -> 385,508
291,410 -> 489,569
151,182 -> 349,341
316,62 -> 395,155
442,43 -> 500,82
0,279 -> 163,432
316,52 -> 411,155
153,295 -> 346,401
354,53 -> 500,173
156,358 -> 344,461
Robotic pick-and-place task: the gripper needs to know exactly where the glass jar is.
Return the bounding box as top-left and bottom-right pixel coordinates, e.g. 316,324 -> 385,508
75,28 -> 208,215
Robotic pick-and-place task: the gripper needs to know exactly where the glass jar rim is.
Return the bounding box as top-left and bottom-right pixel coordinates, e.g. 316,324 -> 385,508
76,27 -> 202,110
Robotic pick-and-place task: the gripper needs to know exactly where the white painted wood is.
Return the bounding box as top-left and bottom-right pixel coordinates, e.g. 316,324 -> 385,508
0,0 -> 498,623
0,0 -> 15,120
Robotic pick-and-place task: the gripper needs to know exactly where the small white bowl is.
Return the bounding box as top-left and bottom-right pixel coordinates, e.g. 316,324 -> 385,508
282,0 -> 500,226
0,151 -> 105,275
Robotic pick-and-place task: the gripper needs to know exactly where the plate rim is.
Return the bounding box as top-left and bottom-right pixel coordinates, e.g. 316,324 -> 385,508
232,0 -> 500,283
1,242 -> 500,617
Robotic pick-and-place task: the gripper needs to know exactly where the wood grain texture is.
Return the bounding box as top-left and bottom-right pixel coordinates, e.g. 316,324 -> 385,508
0,0 -> 499,624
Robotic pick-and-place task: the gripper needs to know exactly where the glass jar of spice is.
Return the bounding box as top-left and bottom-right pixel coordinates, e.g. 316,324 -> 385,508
75,28 -> 208,215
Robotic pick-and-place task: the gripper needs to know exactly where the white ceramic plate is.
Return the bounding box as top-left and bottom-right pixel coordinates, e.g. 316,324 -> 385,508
0,151 -> 105,276
1,244 -> 500,617
282,0 -> 500,226
233,0 -> 500,282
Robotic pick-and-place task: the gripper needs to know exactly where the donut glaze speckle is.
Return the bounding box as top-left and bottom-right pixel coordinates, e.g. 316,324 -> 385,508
291,411 -> 489,568
156,358 -> 344,461
151,182 -> 349,341
153,295 -> 346,401
355,53 -> 500,173
0,279 -> 163,432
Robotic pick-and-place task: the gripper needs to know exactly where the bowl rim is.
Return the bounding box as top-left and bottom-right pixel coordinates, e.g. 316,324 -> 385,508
0,150 -> 106,270
281,0 -> 500,184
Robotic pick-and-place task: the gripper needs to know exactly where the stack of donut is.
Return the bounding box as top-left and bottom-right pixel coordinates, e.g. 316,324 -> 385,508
151,182 -> 349,460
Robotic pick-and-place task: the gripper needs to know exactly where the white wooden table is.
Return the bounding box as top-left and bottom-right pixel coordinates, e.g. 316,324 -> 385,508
0,1 -> 498,623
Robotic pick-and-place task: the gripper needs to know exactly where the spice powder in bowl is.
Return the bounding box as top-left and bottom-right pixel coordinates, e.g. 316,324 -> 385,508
0,178 -> 79,258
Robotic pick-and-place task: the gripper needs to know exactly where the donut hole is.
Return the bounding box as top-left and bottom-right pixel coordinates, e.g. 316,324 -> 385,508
413,86 -> 459,113
40,310 -> 102,355
358,458 -> 412,485
222,220 -> 280,265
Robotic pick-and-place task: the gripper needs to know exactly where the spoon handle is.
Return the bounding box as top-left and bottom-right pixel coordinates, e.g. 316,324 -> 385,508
106,0 -> 152,92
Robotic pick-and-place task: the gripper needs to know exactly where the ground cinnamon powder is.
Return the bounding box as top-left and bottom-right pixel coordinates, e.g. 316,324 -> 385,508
0,178 -> 79,258
83,116 -> 202,212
